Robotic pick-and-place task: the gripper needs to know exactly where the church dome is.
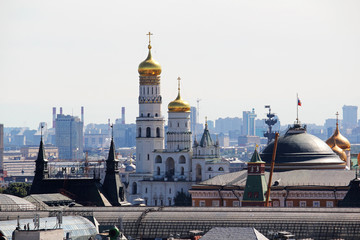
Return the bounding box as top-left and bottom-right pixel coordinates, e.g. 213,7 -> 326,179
331,144 -> 347,162
260,124 -> 346,171
168,77 -> 190,113
326,124 -> 351,150
138,45 -> 162,76
168,95 -> 190,112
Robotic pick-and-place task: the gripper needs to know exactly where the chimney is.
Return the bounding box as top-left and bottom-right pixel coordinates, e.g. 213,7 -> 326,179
52,107 -> 56,128
81,106 -> 84,123
60,107 -> 63,115
121,107 -> 125,124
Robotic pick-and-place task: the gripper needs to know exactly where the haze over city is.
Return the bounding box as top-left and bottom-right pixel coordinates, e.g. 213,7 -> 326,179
1,0 -> 360,128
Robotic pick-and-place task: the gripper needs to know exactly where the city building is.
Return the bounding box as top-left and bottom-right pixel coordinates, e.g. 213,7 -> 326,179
55,113 -> 84,160
342,105 -> 358,129
242,109 -> 257,136
0,124 -> 3,170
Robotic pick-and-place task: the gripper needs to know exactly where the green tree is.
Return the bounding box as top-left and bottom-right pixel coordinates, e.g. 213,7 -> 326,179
174,191 -> 192,206
2,183 -> 31,198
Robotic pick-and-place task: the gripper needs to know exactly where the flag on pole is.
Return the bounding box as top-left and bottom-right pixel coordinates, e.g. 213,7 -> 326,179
297,98 -> 302,106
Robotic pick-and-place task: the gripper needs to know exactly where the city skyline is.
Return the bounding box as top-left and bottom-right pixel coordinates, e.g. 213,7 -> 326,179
1,0 -> 360,129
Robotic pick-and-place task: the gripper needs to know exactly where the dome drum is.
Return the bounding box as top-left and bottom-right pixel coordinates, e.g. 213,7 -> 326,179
139,75 -> 161,85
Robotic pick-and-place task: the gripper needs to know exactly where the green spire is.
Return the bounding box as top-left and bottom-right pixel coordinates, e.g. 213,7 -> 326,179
250,148 -> 265,163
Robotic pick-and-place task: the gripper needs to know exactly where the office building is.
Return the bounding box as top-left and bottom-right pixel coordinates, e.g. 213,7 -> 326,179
55,114 -> 84,160
242,109 -> 257,136
342,105 -> 358,129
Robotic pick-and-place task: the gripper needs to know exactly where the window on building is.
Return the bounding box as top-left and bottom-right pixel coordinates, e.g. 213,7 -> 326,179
211,150 -> 213,155
169,188 -> 172,194
218,167 -> 224,171
152,87 -> 153,94
300,201 -> 307,207
169,199 -> 172,206
208,167 -> 213,171
181,167 -> 184,175
161,200 -> 164,206
145,188 -> 148,194
313,201 -> 320,208
156,127 -> 160,137
146,127 -> 151,137
147,113 -> 150,117
273,201 -> 280,207
145,199 -> 148,205
138,127 -> 141,137
132,182 -> 137,194
185,122 -> 187,127
199,201 -> 205,207
157,167 -> 160,175
326,201 -> 334,208
155,155 -> 162,163
147,154 -> 150,160
147,87 -> 149,94
155,113 -> 158,117
223,200 -> 226,207
179,155 -> 186,164
286,201 -> 293,207
177,122 -> 180,127
233,201 -> 240,207
155,200 -> 158,206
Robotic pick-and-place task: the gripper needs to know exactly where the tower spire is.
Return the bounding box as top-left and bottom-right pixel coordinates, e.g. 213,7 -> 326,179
146,32 -> 153,49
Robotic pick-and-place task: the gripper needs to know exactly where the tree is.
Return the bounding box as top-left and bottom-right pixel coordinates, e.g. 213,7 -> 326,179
174,191 -> 192,206
2,183 -> 31,198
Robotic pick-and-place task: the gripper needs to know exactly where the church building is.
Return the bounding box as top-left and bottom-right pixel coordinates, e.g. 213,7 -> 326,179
127,34 -> 229,205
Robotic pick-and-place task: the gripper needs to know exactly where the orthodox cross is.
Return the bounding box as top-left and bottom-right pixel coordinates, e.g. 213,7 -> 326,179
146,32 -> 153,46
177,77 -> 181,92
336,111 -> 339,126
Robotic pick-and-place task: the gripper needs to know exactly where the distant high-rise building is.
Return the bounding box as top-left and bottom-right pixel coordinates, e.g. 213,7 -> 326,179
243,109 -> 257,136
55,114 -> 84,160
190,106 -> 197,134
215,117 -> 242,134
0,124 -> 3,170
121,107 -> 126,124
342,105 -> 358,129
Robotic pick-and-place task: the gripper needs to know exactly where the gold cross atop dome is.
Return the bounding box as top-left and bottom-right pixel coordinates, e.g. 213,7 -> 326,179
146,32 -> 153,49
177,77 -> 181,92
336,112 -> 339,126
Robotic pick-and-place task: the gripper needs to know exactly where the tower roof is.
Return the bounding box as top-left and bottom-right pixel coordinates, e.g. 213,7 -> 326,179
199,120 -> 214,147
36,138 -> 48,163
168,77 -> 190,113
326,112 -> 351,150
138,32 -> 162,76
249,148 -> 265,163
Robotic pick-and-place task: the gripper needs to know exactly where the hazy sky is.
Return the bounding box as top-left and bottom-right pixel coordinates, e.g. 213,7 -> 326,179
1,0 -> 359,129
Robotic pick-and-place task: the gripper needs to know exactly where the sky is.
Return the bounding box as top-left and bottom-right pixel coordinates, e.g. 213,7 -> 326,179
1,0 -> 359,129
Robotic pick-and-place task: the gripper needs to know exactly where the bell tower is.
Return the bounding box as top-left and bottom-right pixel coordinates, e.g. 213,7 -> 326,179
136,32 -> 165,174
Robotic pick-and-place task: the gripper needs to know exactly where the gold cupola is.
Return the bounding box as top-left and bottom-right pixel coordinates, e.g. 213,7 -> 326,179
168,77 -> 191,113
326,112 -> 351,150
138,32 -> 162,76
331,144 -> 347,162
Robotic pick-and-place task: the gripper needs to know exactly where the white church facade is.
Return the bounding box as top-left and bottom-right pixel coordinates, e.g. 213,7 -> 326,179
127,35 -> 229,206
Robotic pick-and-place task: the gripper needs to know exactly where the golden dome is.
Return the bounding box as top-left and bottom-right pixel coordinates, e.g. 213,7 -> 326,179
325,114 -> 351,150
331,144 -> 347,162
138,45 -> 162,76
168,77 -> 191,113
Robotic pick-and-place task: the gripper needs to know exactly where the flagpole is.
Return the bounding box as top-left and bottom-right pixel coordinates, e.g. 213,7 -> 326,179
296,93 -> 299,124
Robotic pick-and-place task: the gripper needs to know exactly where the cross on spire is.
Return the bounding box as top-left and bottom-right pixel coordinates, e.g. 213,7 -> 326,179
336,111 -> 339,126
146,32 -> 153,49
111,124 -> 114,140
177,77 -> 181,93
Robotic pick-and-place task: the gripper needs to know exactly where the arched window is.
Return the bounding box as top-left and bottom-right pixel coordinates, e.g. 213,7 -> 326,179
147,113 -> 150,117
208,167 -> 213,171
165,158 -> 175,179
146,127 -> 151,137
155,155 -> 162,163
132,182 -> 137,194
138,127 -> 142,137
156,127 -> 160,137
152,87 -> 153,94
179,155 -> 186,164
181,167 -> 184,175
157,166 -> 160,175
196,164 -> 202,182
177,122 -> 180,127
147,154 -> 150,160
218,167 -> 224,171
155,113 -> 158,117
147,87 -> 149,94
